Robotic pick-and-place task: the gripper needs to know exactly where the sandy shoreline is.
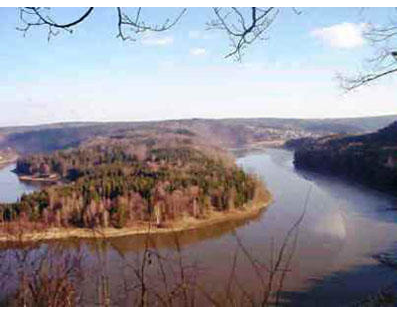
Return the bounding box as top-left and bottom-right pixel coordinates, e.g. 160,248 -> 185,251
0,192 -> 273,243
0,157 -> 18,167
17,174 -> 59,183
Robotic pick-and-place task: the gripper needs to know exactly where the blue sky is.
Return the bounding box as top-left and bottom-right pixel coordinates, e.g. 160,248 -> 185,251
0,7 -> 396,126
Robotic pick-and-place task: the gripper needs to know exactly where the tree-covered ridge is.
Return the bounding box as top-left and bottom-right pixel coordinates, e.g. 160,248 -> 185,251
1,138 -> 263,230
293,121 -> 397,194
2,115 -> 397,155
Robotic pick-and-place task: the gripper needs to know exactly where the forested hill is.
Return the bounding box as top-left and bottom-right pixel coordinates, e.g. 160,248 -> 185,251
1,115 -> 396,154
293,121 -> 397,194
1,133 -> 267,231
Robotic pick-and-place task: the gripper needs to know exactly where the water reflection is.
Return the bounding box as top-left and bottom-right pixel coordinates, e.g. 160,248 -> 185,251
25,212 -> 264,255
0,150 -> 397,305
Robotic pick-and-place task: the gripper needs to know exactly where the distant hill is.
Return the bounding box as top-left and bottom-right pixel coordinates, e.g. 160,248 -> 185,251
0,115 -> 396,154
293,121 -> 397,194
2,114 -> 397,135
221,114 -> 397,134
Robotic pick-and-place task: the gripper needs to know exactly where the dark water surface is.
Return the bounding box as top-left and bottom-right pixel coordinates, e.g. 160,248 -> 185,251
1,149 -> 396,306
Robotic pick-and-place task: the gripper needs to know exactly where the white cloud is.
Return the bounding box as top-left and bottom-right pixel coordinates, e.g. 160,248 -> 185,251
190,48 -> 207,56
141,35 -> 174,46
311,23 -> 367,49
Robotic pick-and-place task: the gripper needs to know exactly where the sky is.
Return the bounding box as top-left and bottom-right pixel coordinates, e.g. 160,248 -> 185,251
0,7 -> 396,126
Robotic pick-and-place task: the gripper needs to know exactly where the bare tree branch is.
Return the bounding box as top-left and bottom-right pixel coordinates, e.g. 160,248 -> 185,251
337,67 -> 397,91
207,7 -> 279,61
337,12 -> 397,91
18,7 -> 397,87
28,7 -> 94,29
17,7 -> 187,42
116,7 -> 187,41
17,7 -> 94,41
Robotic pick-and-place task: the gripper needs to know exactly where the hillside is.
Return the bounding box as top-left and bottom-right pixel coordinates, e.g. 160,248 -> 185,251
1,115 -> 396,154
293,121 -> 397,194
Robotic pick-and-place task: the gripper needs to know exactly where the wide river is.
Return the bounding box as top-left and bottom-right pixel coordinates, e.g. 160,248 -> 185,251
0,149 -> 396,306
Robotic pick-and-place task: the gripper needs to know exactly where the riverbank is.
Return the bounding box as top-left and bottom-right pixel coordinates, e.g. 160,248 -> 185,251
0,156 -> 18,167
17,173 -> 59,183
0,188 -> 272,243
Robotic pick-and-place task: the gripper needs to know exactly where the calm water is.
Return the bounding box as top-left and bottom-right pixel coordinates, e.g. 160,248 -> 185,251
0,163 -> 38,203
0,149 -> 396,306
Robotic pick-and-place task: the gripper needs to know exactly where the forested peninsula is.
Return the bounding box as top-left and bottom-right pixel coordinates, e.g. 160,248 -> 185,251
0,132 -> 270,241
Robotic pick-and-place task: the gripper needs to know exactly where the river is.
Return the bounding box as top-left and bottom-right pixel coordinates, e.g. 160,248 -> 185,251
0,149 -> 396,306
0,163 -> 38,203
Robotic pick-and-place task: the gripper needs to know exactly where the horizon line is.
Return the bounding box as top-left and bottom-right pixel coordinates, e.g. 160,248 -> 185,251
1,113 -> 397,129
